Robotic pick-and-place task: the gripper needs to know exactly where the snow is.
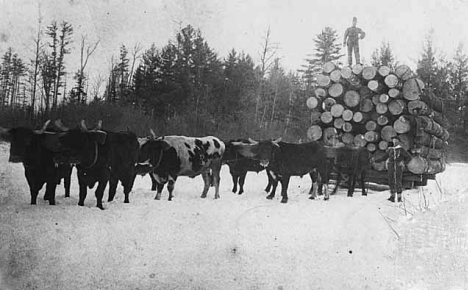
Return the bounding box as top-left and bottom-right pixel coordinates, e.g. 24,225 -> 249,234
0,142 -> 467,290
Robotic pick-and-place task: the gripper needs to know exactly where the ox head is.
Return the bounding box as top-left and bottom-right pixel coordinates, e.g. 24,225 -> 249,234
137,136 -> 171,172
0,120 -> 61,163
231,137 -> 282,168
54,120 -> 107,166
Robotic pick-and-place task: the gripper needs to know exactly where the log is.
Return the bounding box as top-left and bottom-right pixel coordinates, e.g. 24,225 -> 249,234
381,125 -> 397,141
364,131 -> 380,142
360,98 -> 374,113
366,143 -> 377,152
342,109 -> 354,121
307,125 -> 323,141
328,83 -> 344,98
323,61 -> 336,74
342,132 -> 355,145
352,112 -> 370,123
377,115 -> 389,126
365,120 -> 378,131
323,127 -> 339,146
322,98 -> 336,111
402,78 -> 425,100
354,134 -> 367,147
320,111 -> 334,124
420,90 -> 445,113
317,74 -> 332,87
414,132 -> 447,149
416,116 -> 450,141
379,94 -> 390,103
368,80 -> 384,93
310,110 -> 322,124
343,90 -> 360,107
334,118 -> 345,129
314,88 -> 327,98
341,66 -> 353,79
343,122 -> 353,132
407,156 -> 445,175
395,64 -> 415,81
378,66 -> 391,78
376,103 -> 388,114
388,88 -> 401,99
306,97 -> 320,109
388,99 -> 406,116
359,86 -> 373,99
411,146 -> 444,159
352,63 -> 364,75
408,100 -> 444,125
372,95 -> 381,105
362,66 -> 378,80
330,103 -> 345,117
378,140 -> 389,151
330,69 -> 342,82
393,115 -> 412,134
384,74 -> 402,88
397,134 -> 413,151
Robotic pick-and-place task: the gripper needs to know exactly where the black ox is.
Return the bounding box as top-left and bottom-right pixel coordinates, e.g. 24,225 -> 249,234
232,138 -> 329,203
327,146 -> 372,197
0,121 -> 72,205
223,139 -> 273,195
137,134 -> 225,201
55,120 -> 139,210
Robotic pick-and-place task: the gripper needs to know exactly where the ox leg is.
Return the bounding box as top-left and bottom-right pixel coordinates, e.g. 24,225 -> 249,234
331,167 -> 341,195
155,182 -> 165,200
308,172 -> 318,200
77,169 -> 88,207
265,170 -> 273,192
267,181 -> 278,200
231,173 -> 239,193
347,174 -> 355,197
150,174 -> 158,191
64,173 -> 71,198
201,171 -> 211,199
361,170 -> 367,196
280,176 -> 291,204
108,175 -> 118,202
238,172 -> 247,195
45,181 -> 58,205
167,176 -> 177,201
95,171 -> 109,210
122,173 -> 136,203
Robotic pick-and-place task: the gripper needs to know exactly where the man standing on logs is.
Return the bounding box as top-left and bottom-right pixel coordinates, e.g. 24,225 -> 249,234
372,137 -> 412,203
343,17 -> 366,66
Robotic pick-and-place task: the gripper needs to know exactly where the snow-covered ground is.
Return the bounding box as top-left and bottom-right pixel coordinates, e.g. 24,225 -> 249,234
0,142 -> 467,290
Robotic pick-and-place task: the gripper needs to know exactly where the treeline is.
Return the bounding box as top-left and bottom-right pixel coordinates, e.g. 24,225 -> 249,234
0,23 -> 467,140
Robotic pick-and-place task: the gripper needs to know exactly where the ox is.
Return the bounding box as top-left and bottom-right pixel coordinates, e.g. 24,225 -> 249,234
327,146 -> 372,197
231,138 -> 329,203
137,134 -> 225,201
223,139 -> 273,195
55,120 -> 139,210
0,121 -> 70,205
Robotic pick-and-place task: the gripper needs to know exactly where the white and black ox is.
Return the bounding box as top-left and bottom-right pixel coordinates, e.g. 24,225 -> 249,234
137,132 -> 225,201
231,138 -> 330,203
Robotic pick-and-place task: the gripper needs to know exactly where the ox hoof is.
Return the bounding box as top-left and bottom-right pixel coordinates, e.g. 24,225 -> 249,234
309,196 -> 315,200
78,202 -> 85,207
324,197 -> 330,201
43,195 -> 49,201
48,201 -> 56,206
238,191 -> 243,195
65,194 -> 70,198
280,198 -> 288,204
347,194 -> 353,197
155,196 -> 161,200
266,195 -> 274,200
97,205 -> 105,210
362,193 -> 367,196
124,200 -> 130,204
200,194 -> 207,199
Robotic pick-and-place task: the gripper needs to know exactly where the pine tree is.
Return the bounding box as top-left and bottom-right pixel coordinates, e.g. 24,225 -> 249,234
449,43 -> 468,126
371,42 -> 396,68
301,27 -> 343,88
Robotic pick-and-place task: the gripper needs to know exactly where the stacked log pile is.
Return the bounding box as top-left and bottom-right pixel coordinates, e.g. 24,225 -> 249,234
306,62 -> 448,176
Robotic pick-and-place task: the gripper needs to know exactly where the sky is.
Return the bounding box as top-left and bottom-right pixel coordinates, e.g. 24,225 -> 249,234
1,0 -> 468,87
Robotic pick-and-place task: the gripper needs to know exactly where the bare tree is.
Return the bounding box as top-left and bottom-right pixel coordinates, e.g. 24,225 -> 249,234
127,43 -> 143,87
256,27 -> 280,125
29,3 -> 43,118
72,35 -> 100,103
90,73 -> 105,101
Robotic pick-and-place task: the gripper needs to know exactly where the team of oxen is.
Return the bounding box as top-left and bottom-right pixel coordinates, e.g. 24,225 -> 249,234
0,120 -> 372,210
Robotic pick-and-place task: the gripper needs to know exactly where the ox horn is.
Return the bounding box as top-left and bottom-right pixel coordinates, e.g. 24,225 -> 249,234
34,120 -> 51,134
150,129 -> 157,139
80,120 -> 88,131
248,137 -> 258,145
272,137 -> 282,146
54,119 -> 69,131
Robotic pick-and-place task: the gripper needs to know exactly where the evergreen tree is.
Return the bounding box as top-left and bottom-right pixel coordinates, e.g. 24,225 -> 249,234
301,27 -> 343,88
371,42 -> 396,68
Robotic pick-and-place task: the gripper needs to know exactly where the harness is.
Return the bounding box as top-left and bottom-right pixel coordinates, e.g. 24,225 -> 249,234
81,142 -> 99,169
